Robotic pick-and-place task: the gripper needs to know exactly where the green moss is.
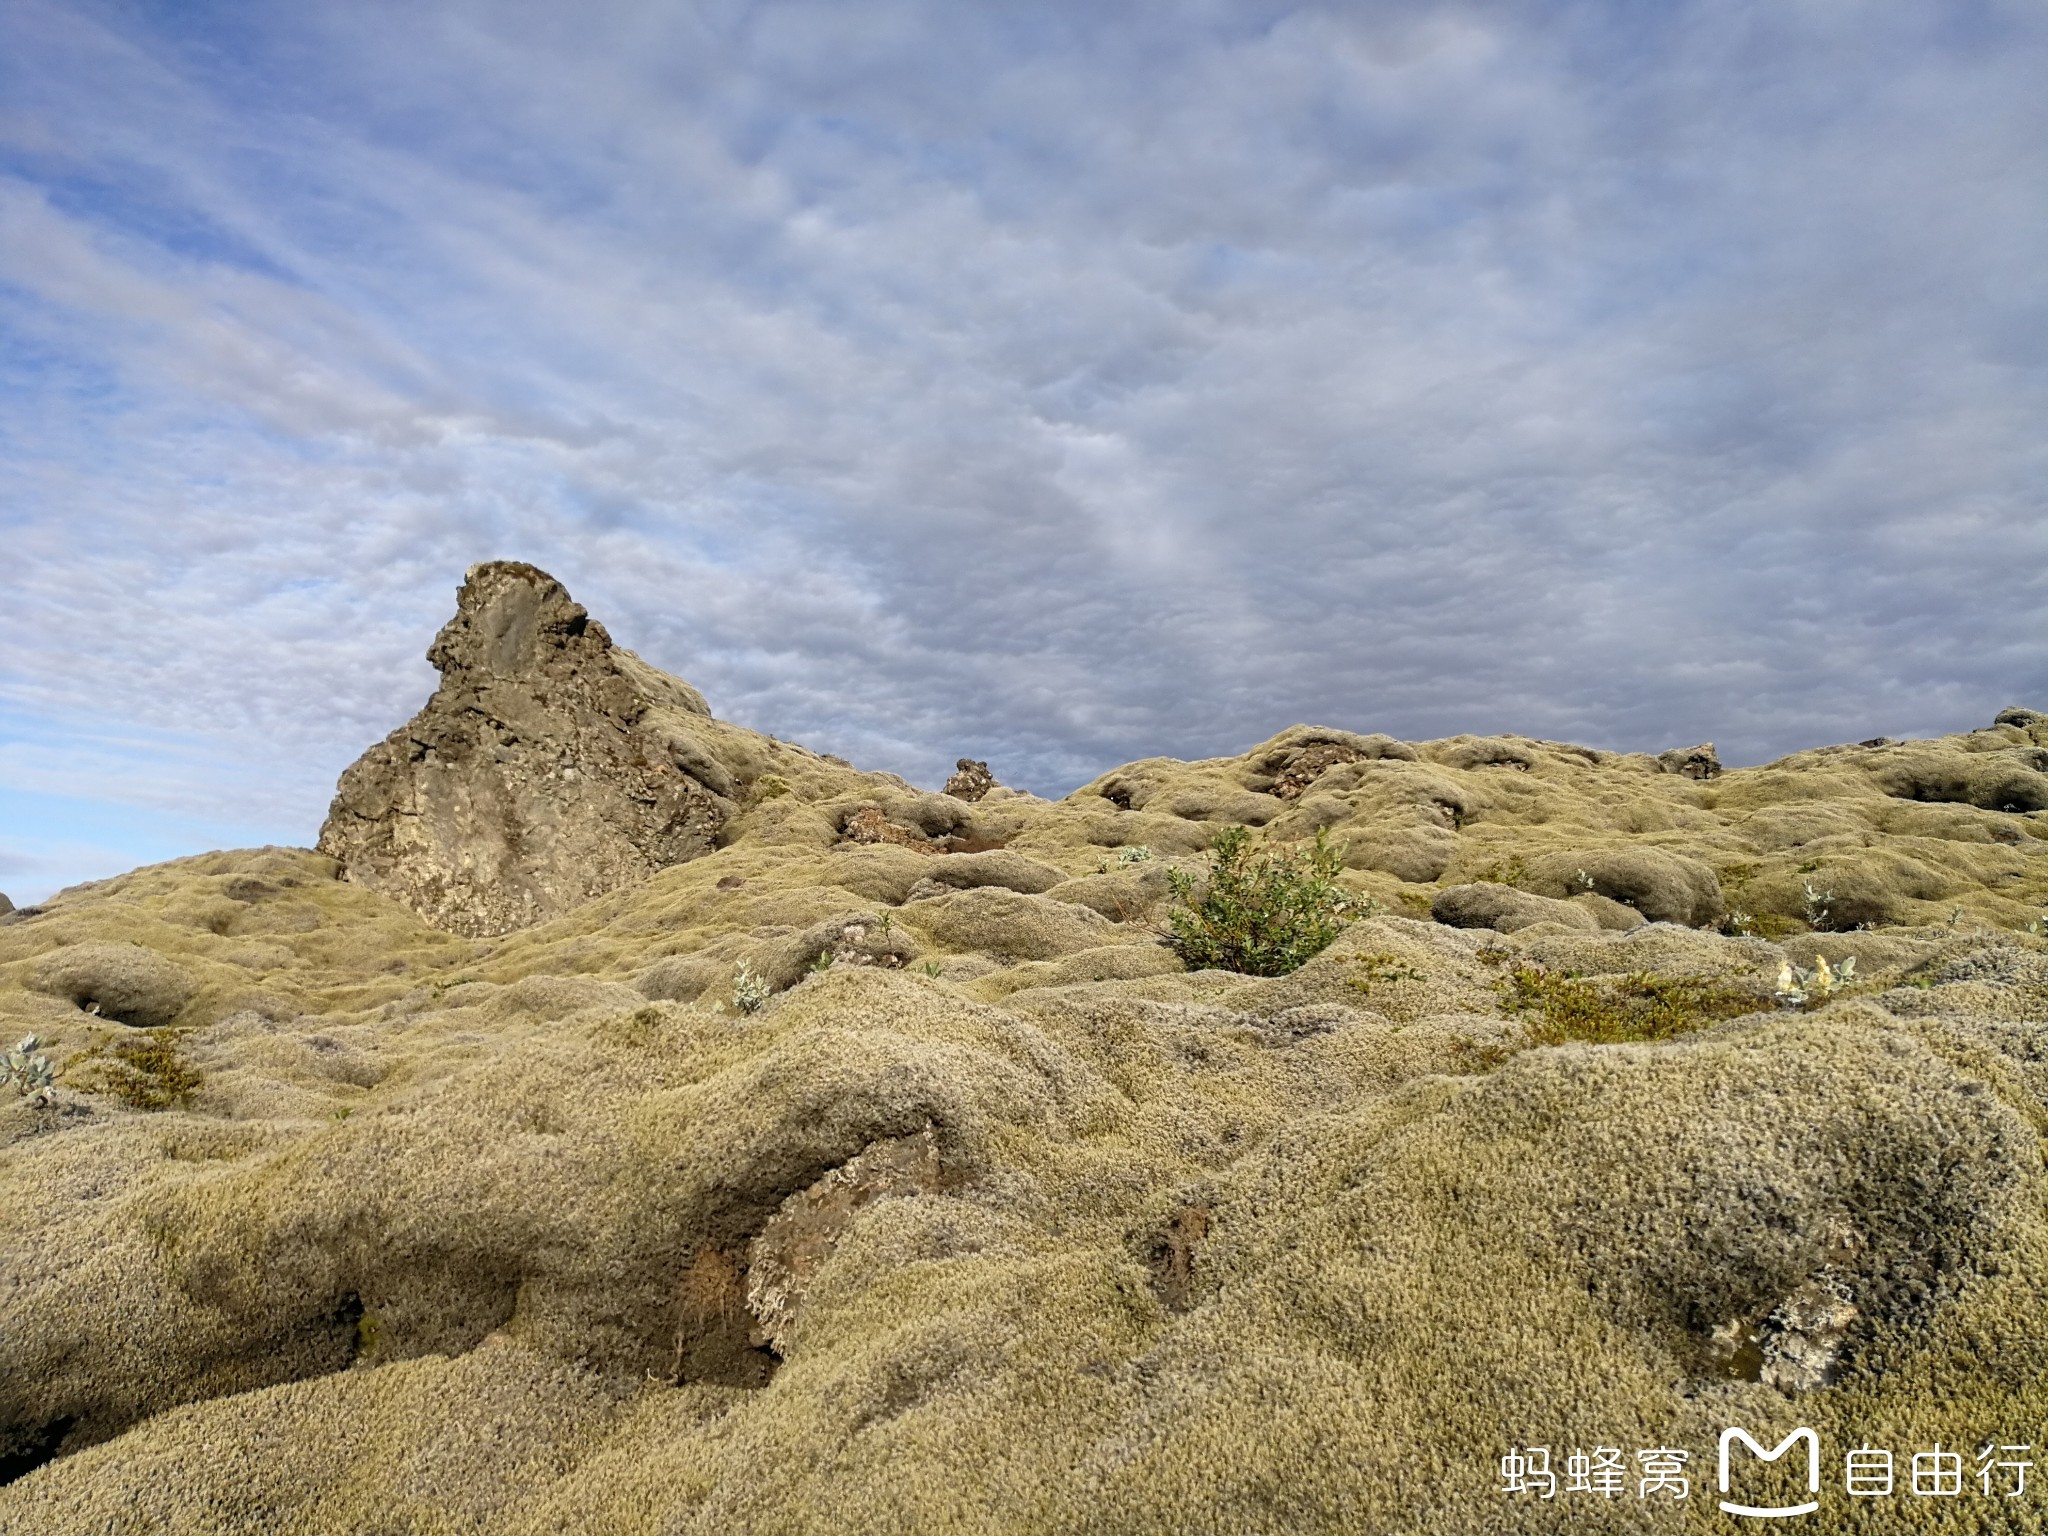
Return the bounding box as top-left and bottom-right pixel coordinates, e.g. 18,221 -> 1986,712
1494,962 -> 1766,1047
1474,853 -> 1531,888
70,1028 -> 205,1110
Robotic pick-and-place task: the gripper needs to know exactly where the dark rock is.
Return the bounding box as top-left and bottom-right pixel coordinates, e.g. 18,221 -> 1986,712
1657,743 -> 1722,780
317,562 -> 750,936
943,759 -> 998,802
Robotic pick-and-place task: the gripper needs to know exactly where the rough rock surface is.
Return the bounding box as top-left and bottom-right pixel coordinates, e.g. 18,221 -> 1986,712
317,563 -> 753,936
943,759 -> 998,802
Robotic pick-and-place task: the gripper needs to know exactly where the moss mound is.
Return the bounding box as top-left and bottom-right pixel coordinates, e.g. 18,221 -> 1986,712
4,628 -> 2048,1532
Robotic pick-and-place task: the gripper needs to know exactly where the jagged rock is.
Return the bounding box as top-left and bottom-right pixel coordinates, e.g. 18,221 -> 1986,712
1657,742 -> 1722,780
943,758 -> 998,802
317,562 -> 749,936
745,1128 -> 947,1355
839,805 -> 940,854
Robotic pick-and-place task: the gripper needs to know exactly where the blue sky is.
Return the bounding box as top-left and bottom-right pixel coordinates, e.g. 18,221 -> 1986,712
2,0 -> 2044,903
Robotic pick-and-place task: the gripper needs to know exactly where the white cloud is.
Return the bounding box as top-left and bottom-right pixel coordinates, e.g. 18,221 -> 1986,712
0,0 -> 2044,892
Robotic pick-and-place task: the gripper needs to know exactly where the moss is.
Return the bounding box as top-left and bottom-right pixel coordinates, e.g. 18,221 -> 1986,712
1473,853 -> 1531,888
1494,961 -> 1768,1047
68,1028 -> 205,1110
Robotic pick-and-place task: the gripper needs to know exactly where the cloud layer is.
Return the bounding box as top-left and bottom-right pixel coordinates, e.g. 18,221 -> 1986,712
2,0 -> 2044,899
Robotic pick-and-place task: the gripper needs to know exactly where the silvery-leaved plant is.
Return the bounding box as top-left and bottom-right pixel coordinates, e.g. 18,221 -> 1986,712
1115,846 -> 1154,866
729,960 -> 771,1015
4,1034 -> 56,1108
1776,955 -> 1854,1009
1802,880 -> 1836,930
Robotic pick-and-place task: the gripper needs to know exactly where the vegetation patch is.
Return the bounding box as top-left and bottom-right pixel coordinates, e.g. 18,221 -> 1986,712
1165,826 -> 1352,976
69,1029 -> 205,1111
1494,963 -> 1766,1047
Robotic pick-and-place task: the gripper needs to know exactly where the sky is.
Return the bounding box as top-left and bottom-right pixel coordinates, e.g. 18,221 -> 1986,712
2,0 -> 2044,903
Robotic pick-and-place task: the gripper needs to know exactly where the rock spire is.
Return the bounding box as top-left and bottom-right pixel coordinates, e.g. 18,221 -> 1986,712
318,562 -> 747,935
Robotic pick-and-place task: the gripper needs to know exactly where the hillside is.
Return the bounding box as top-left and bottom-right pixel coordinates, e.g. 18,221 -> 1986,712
3,563 -> 2047,1533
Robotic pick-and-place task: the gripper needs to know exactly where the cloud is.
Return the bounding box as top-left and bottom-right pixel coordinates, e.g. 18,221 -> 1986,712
1,0 -> 2045,892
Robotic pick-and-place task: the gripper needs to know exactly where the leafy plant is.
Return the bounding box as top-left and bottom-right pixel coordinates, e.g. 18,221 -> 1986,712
1495,964 -> 1765,1047
1802,879 -> 1836,931
921,961 -> 943,978
1164,826 -> 1353,977
1776,955 -> 1854,1009
808,950 -> 836,975
4,1034 -> 56,1108
729,960 -> 771,1015
1115,846 -> 1154,866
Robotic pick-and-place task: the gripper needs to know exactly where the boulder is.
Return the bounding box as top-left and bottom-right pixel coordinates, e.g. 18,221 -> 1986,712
1527,848 -> 1724,928
897,887 -> 1123,962
317,563 -> 755,936
943,759 -> 998,802
915,851 -> 1067,896
1657,742 -> 1722,780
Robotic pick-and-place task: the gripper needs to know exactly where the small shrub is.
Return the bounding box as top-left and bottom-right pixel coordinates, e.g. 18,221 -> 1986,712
1115,846 -> 1153,866
1495,964 -> 1764,1047
1165,826 -> 1353,977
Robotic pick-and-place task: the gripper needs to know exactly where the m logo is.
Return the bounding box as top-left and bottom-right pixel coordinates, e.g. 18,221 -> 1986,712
1718,1427 -> 1821,1518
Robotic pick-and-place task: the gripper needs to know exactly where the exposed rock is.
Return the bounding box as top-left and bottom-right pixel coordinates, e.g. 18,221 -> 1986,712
317,562 -> 752,935
839,805 -> 940,854
943,759 -> 998,802
745,1128 -> 947,1355
1657,742 -> 1722,780
0,892 -> 12,917
1268,743 -> 1368,801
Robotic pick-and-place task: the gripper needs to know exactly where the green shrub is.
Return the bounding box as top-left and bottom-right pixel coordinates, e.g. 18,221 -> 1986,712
1165,826 -> 1352,976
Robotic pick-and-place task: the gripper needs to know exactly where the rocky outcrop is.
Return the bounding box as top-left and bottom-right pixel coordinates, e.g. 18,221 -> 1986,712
317,562 -> 755,936
943,759 -> 997,801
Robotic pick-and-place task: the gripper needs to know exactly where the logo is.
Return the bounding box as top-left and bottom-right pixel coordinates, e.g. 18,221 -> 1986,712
1719,1427 -> 1820,1518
